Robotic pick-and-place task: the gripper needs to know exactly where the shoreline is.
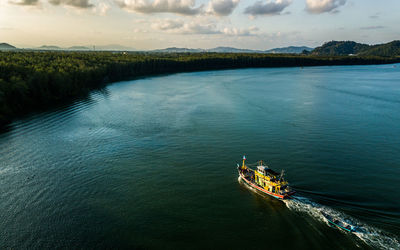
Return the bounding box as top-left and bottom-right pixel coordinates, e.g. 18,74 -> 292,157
1,51 -> 399,129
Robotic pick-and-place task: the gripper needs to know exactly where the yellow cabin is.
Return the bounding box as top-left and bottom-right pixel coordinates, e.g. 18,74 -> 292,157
238,156 -> 295,199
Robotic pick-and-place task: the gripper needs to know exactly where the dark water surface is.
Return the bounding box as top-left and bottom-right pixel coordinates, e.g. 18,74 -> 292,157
1,65 -> 400,249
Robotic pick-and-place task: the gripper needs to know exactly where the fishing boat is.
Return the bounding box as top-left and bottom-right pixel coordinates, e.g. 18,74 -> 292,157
237,156 -> 295,200
321,212 -> 357,233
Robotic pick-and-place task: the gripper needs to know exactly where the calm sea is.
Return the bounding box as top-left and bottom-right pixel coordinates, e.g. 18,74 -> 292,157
1,64 -> 400,249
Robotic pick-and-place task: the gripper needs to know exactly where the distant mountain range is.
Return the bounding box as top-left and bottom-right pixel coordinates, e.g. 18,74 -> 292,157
96,44 -> 136,51
265,46 -> 313,54
38,45 -> 63,50
0,43 -> 136,51
150,47 -> 263,53
35,45 -> 136,51
312,40 -> 400,56
0,43 -> 17,50
207,47 -> 264,53
0,42 -> 312,54
151,47 -> 203,53
2,41 -> 399,57
68,46 -> 91,51
150,46 -> 313,54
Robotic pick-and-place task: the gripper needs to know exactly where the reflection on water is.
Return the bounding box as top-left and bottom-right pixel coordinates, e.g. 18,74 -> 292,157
1,64 -> 400,249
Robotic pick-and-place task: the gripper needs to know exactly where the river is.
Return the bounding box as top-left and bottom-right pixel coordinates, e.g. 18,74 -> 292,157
1,64 -> 400,249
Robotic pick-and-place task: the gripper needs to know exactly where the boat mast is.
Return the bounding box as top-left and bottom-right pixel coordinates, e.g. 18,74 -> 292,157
279,170 -> 285,182
242,155 -> 246,169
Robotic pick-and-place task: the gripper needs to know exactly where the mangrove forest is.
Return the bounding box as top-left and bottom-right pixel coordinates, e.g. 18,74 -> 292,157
0,51 -> 399,128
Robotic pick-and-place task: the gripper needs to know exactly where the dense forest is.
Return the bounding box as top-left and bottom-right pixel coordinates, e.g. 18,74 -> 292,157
0,51 -> 399,128
312,40 -> 400,56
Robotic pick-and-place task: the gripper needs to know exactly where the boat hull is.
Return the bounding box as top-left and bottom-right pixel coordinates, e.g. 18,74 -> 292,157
238,168 -> 295,200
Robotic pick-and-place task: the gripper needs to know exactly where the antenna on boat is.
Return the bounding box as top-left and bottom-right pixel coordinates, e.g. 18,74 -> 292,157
279,170 -> 285,181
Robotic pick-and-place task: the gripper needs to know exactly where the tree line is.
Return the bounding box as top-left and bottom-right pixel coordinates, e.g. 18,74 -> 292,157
0,51 -> 399,127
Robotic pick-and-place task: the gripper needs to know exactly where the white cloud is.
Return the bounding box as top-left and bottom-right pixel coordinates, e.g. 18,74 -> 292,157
222,26 -> 259,36
244,0 -> 292,16
93,2 -> 111,15
151,19 -> 184,30
159,21 -> 221,34
151,18 -> 260,36
116,0 -> 203,15
133,28 -> 149,33
207,0 -> 239,16
184,22 -> 221,34
305,0 -> 346,14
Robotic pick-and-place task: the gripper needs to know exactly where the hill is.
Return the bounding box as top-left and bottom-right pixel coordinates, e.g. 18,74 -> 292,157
68,46 -> 90,51
95,44 -> 136,51
207,47 -> 263,53
311,40 -> 400,57
0,43 -> 17,50
151,47 -> 204,53
265,46 -> 313,54
359,40 -> 400,57
151,46 -> 314,54
152,47 -> 264,53
311,41 -> 370,56
38,45 -> 62,50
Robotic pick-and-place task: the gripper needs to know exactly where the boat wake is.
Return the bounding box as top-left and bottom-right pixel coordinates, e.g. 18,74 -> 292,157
283,195 -> 400,250
238,176 -> 400,249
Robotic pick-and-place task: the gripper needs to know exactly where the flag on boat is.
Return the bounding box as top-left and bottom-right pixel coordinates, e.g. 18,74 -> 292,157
243,155 -> 246,160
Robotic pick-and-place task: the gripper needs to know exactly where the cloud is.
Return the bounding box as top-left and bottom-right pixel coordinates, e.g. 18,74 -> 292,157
151,18 -> 260,36
171,22 -> 221,34
184,23 -> 221,34
151,19 -> 208,33
244,0 -> 292,16
207,0 -> 239,16
360,25 -> 385,30
94,2 -> 111,15
151,19 -> 184,30
8,0 -> 39,5
305,0 -> 346,14
222,26 -> 259,36
151,19 -> 219,34
49,0 -> 93,8
117,0 -> 203,15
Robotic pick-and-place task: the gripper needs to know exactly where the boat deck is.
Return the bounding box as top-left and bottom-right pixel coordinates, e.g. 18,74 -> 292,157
238,167 -> 294,200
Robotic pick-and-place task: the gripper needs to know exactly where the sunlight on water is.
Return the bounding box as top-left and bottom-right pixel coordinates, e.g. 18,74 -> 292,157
1,65 -> 400,248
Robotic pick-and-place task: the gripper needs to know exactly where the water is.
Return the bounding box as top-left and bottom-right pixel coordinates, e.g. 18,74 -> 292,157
1,64 -> 400,249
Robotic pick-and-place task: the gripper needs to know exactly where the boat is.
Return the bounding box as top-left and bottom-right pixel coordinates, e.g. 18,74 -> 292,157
321,212 -> 357,232
237,156 -> 295,200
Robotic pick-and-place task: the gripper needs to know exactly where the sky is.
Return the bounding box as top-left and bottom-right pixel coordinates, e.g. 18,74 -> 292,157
1,0 -> 399,50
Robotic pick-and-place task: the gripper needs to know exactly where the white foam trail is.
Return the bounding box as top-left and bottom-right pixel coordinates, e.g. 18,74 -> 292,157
238,176 -> 400,249
284,195 -> 400,250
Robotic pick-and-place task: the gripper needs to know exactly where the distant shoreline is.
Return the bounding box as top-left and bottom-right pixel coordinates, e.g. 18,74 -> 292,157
1,51 -> 399,129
